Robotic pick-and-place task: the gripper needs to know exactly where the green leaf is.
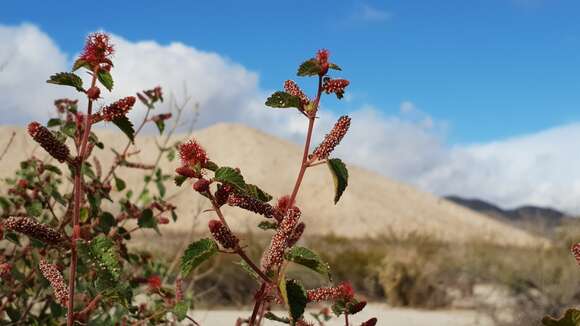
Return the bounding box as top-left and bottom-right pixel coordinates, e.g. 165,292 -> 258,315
297,58 -> 322,77
327,158 -> 349,204
180,238 -> 218,276
329,63 -> 342,71
245,184 -> 273,202
235,260 -> 259,281
543,309 -> 580,326
138,208 -> 157,229
112,115 -> 135,143
154,119 -> 165,134
62,121 -> 77,138
173,300 -> 191,321
174,175 -> 187,187
286,279 -> 307,322
114,175 -> 126,191
264,312 -> 290,324
285,246 -> 331,280
72,59 -> 90,71
25,201 -> 43,217
265,91 -> 301,109
78,235 -> 121,288
205,161 -> 219,171
80,207 -> 89,223
331,300 -> 347,317
97,70 -> 114,91
47,118 -> 62,127
214,167 -> 246,192
99,212 -> 116,234
47,72 -> 84,92
258,221 -> 278,230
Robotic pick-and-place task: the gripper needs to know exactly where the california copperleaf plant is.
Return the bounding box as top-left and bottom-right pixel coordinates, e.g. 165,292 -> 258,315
176,50 -> 377,326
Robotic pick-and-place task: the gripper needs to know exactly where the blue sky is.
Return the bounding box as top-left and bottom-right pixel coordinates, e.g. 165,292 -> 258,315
2,0 -> 579,144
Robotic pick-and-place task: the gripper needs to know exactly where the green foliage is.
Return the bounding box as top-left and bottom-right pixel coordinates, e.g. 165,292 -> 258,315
543,309 -> 580,326
112,115 -> 135,142
172,300 -> 192,321
285,246 -> 331,280
214,167 -> 246,192
285,279 -> 308,322
79,235 -> 121,289
265,91 -> 301,109
47,72 -> 84,92
236,260 -> 260,281
297,58 -> 322,77
180,238 -> 219,276
245,183 -> 273,202
97,70 -> 114,91
154,119 -> 165,134
258,220 -> 278,230
327,158 -> 348,204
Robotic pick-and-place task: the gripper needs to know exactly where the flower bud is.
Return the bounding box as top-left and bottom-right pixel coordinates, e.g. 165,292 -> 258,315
208,219 -> 239,249
147,275 -> 162,290
228,193 -> 282,221
27,122 -> 71,163
215,184 -> 232,206
86,86 -> 101,100
322,78 -> 350,99
306,281 -> 354,302
316,49 -> 330,76
179,139 -> 209,168
175,166 -> 198,178
100,96 -> 136,121
284,80 -> 310,106
261,207 -> 300,271
193,178 -> 210,193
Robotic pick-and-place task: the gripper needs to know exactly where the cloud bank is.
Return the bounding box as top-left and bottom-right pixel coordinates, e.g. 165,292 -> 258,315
1,23 -> 579,214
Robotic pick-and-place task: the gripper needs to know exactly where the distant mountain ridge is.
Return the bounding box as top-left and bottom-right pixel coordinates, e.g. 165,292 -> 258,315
445,195 -> 573,232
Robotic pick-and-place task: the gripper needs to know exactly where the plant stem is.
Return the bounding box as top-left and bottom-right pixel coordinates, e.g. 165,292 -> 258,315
67,69 -> 98,326
345,313 -> 349,326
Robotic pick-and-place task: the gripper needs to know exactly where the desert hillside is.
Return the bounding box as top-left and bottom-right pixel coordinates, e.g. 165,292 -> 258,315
0,124 -> 545,246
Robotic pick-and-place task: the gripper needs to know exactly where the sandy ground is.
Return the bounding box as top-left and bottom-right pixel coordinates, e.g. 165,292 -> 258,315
186,304 -> 494,326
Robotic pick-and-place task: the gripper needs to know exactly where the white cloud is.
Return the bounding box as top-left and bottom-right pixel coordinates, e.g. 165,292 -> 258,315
354,4 -> 392,23
1,23 -> 580,214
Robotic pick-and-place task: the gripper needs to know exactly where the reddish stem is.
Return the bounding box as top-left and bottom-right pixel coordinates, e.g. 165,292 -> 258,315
67,68 -> 98,326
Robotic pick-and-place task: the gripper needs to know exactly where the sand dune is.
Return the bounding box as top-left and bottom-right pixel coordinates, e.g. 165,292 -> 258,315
0,123 -> 544,246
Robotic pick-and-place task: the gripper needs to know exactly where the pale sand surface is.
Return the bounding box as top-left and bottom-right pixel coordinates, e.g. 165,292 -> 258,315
0,123 -> 546,246
188,305 -> 493,326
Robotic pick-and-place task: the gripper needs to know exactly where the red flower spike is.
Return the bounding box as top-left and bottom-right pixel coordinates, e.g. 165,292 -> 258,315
79,32 -> 114,68
39,258 -> 69,307
316,49 -> 330,75
286,222 -> 305,247
179,139 -> 209,168
228,193 -> 282,221
175,278 -> 183,302
322,78 -> 350,99
311,115 -> 351,160
27,122 -> 71,163
208,219 -> 239,249
306,281 -> 355,302
284,80 -> 310,106
276,195 -> 294,215
4,216 -> 65,245
571,243 -> 580,265
99,96 -> 136,122
261,207 -> 301,271
215,184 -> 233,206
147,275 -> 162,290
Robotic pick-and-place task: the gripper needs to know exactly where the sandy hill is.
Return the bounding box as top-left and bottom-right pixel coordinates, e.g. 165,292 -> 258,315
0,124 -> 545,246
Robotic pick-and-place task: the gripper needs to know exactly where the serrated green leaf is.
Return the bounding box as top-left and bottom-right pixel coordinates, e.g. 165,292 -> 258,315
543,309 -> 580,326
285,246 -> 331,280
173,300 -> 191,321
180,238 -> 218,276
329,63 -> 342,71
297,58 -> 322,77
264,312 -> 290,324
112,115 -> 135,143
47,118 -> 62,127
47,72 -> 84,92
62,121 -> 77,138
97,70 -> 114,91
245,184 -> 273,202
286,279 -> 307,322
78,235 -> 121,288
214,167 -> 246,192
265,91 -> 301,109
258,221 -> 278,230
327,158 -> 348,204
